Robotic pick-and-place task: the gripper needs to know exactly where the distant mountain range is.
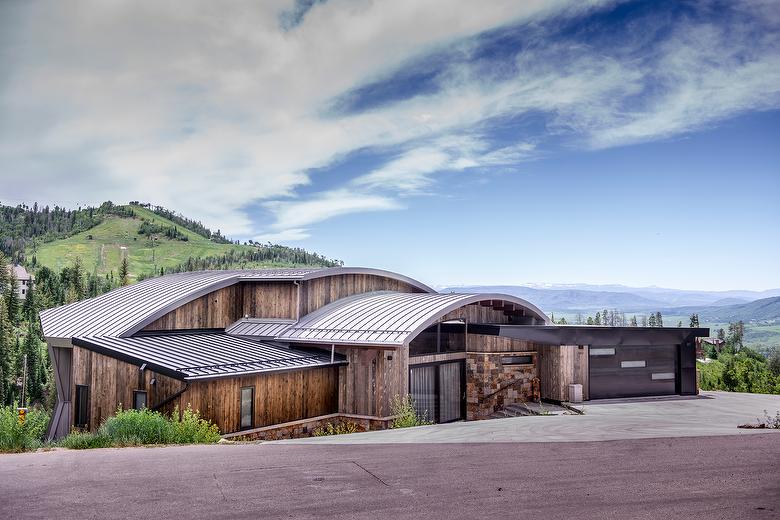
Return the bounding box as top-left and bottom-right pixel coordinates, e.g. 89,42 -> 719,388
440,283 -> 780,321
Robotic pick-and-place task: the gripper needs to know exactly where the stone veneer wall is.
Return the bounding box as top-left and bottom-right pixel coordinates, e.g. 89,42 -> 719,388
222,413 -> 394,441
466,334 -> 540,420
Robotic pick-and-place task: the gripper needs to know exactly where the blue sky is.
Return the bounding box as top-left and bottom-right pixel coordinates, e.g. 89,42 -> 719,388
1,0 -> 778,290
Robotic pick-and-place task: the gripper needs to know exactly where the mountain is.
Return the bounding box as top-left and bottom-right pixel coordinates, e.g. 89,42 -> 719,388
666,297 -> 780,323
440,285 -> 666,312
441,283 -> 780,311
5,202 -> 339,281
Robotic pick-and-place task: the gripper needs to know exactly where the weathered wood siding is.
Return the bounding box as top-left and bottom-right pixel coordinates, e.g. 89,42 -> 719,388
535,344 -> 589,401
179,366 -> 339,434
440,303 -> 514,324
299,274 -> 425,316
466,334 -> 538,353
143,285 -> 243,331
336,347 -> 408,417
241,282 -> 298,319
71,346 -> 185,431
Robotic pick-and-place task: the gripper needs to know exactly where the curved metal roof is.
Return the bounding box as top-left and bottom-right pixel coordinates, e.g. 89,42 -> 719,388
40,267 -> 435,340
277,291 -> 550,346
226,318 -> 296,339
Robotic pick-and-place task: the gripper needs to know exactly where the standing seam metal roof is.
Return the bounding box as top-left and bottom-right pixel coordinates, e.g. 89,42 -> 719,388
40,267 -> 435,339
278,291 -> 550,346
73,333 -> 344,380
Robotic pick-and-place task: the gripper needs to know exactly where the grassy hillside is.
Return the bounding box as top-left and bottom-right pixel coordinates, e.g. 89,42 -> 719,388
32,204 -> 325,281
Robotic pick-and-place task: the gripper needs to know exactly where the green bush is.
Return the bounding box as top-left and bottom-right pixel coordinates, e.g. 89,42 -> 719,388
698,349 -> 780,394
0,405 -> 50,453
313,421 -> 361,436
169,406 -> 221,444
58,431 -> 112,450
389,395 -> 433,429
57,405 -> 221,449
101,407 -> 173,445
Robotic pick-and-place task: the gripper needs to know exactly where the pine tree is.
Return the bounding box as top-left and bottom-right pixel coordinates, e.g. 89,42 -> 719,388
689,313 -> 700,328
648,314 -> 657,327
5,268 -> 20,324
677,320 -> 683,327
655,312 -> 663,327
586,316 -> 594,325
0,299 -> 9,405
22,280 -> 37,322
119,257 -> 129,286
594,312 -> 601,325
630,315 -> 638,327
22,320 -> 42,404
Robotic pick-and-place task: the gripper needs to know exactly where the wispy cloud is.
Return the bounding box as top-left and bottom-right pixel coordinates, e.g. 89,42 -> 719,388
0,0 -> 778,242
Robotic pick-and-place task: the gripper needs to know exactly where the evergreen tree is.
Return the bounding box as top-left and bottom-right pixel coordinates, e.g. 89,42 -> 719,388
0,299 -> 9,404
717,328 -> 726,341
22,320 -> 42,404
119,257 -> 129,286
22,279 -> 37,322
630,315 -> 638,327
5,268 -> 20,324
594,312 -> 601,326
648,314 -> 657,327
655,312 -> 663,327
677,320 -> 683,327
586,316 -> 594,325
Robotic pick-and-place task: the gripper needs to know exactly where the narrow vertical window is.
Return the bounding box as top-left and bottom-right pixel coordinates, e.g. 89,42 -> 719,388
75,385 -> 89,428
240,386 -> 254,430
133,390 -> 148,410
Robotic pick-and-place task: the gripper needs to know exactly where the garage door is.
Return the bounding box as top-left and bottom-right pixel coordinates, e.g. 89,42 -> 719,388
589,345 -> 678,399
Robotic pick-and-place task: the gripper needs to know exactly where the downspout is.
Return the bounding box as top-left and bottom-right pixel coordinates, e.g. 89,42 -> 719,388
152,382 -> 189,413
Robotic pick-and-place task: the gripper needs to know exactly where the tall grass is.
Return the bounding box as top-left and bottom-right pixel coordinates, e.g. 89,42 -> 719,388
389,395 -> 433,429
58,406 -> 221,449
0,405 -> 50,453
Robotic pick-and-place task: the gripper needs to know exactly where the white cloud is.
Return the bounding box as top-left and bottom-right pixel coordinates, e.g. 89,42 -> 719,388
0,0 -> 778,241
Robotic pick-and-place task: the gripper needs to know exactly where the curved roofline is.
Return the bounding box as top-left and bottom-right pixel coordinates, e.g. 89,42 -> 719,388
300,267 -> 436,294
402,293 -> 551,346
278,291 -> 550,347
121,267 -> 434,338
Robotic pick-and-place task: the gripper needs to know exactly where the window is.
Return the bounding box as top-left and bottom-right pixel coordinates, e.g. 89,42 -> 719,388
501,355 -> 534,365
133,390 -> 148,410
240,386 -> 254,430
621,360 -> 646,368
590,347 -> 616,356
75,385 -> 89,428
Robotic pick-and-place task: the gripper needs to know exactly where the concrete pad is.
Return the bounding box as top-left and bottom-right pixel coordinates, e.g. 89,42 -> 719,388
276,391 -> 780,444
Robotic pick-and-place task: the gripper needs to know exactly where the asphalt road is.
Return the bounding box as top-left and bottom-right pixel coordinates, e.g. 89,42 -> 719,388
2,434 -> 779,520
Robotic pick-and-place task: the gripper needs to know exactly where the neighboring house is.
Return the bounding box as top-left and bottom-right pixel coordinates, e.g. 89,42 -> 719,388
696,337 -> 726,358
40,267 -> 708,440
7,264 -> 34,300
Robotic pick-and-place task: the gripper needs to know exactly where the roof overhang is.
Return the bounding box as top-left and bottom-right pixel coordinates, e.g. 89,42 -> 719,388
469,324 -> 711,346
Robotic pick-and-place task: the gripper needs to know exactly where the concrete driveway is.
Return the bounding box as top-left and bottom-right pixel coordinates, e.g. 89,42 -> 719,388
277,391 -> 780,444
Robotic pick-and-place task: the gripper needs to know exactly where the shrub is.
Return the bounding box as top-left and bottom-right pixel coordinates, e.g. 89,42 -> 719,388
57,405 -> 221,449
58,431 -> 112,450
169,406 -> 221,444
313,421 -> 361,437
0,405 -> 50,453
101,407 -> 173,445
389,395 -> 432,429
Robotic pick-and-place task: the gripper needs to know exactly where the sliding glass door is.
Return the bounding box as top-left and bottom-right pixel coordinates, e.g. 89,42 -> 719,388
409,360 -> 465,423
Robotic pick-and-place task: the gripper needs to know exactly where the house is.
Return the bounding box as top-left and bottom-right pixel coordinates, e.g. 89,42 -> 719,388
39,267 -> 709,440
8,264 -> 34,299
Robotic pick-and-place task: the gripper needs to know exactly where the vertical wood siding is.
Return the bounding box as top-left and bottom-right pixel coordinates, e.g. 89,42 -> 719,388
179,366 -> 339,434
298,274 -> 425,316
535,344 -> 589,401
336,347 -> 408,417
71,346 -> 186,431
143,285 -> 243,331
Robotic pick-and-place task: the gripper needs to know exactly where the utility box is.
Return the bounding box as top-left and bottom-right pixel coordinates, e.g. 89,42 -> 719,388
568,384 -> 583,403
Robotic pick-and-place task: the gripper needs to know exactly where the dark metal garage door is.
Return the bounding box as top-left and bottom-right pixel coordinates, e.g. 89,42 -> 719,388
589,345 -> 678,399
